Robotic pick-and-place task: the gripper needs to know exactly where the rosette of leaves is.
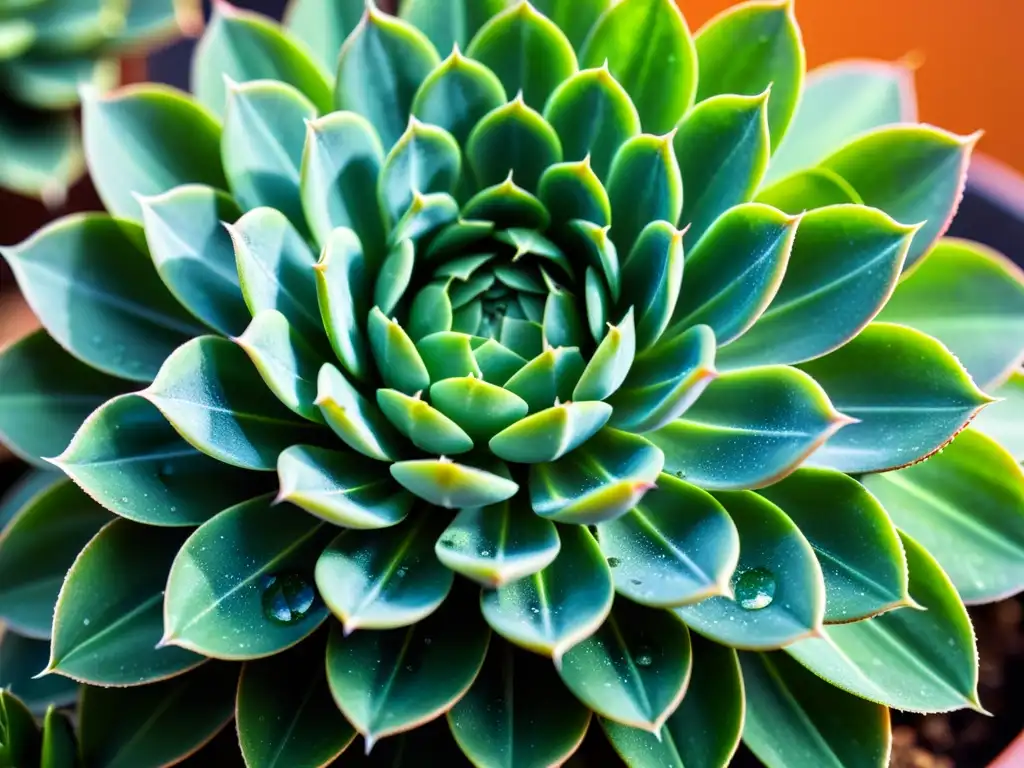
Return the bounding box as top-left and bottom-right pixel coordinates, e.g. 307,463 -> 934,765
0,0 -> 199,200
1,0 -> 1023,766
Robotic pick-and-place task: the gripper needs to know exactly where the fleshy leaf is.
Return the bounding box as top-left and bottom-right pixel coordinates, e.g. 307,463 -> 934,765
530,428 -> 663,525
449,643 -> 591,768
537,159 -> 612,228
378,118 -> 461,224
465,1 -> 577,110
3,214 -> 205,382
0,331 -> 130,466
82,85 -> 227,221
490,401 -> 612,463
56,394 -> 261,527
573,307 -> 636,401
543,66 -> 640,182
718,205 -> 916,369
0,689 -> 39,768
410,46 -> 507,148
787,532 -> 981,713
579,0 -> 697,134
390,457 -> 519,508
0,480 -> 110,639
301,111 -> 386,263
559,600 -> 692,732
877,238 -> 1024,388
378,388 -> 475,455
144,337 -> 320,471
277,444 -> 413,530
532,0 -> 610,51
756,166 -> 862,213
314,227 -> 371,383
316,362 -> 403,462
283,0 -> 362,71
973,371 -> 1024,461
221,79 -> 316,238
228,206 -> 326,351
467,96 -> 563,193
601,635 -> 743,768
48,519 -> 203,686
192,2 -> 331,117
325,588 -> 489,746
236,309 -> 325,423
237,630 -> 355,767
481,525 -> 613,663
677,490 -> 826,649
863,429 -> 1024,605
315,514 -> 453,633
819,125 -> 976,271
767,59 -> 918,184
649,366 -> 848,490
335,7 -> 440,150
694,0 -> 804,150
40,706 -> 76,768
367,307 -> 431,395
78,663 -> 237,768
608,324 -> 717,433
597,474 -> 739,607
740,651 -> 891,768
668,202 -> 797,346
399,0 -> 506,52
606,133 -> 682,259
758,468 -> 911,622
430,374 -> 530,442
674,90 -> 770,245
138,184 -> 250,337
800,322 -> 992,474
435,498 -> 561,588
619,221 -> 684,351
163,496 -> 332,659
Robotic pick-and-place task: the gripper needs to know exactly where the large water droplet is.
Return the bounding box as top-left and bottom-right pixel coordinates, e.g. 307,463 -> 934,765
261,572 -> 316,624
733,567 -> 776,611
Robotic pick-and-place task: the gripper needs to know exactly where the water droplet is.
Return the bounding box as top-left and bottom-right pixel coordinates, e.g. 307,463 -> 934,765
83,618 -> 90,626
479,549 -> 491,557
636,649 -> 653,667
629,578 -> 643,586
607,557 -> 621,568
733,567 -> 776,611
674,470 -> 684,478
261,572 -> 317,625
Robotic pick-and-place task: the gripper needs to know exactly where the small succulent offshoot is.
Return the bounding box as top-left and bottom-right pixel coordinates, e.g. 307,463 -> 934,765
0,0 -> 200,201
1,0 -> 1023,766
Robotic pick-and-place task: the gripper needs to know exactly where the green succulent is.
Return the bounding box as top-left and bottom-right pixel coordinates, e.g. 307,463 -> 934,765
0,0 -> 198,200
2,0 -> 1024,766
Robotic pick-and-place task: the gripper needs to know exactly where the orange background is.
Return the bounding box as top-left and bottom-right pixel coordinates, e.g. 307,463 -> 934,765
680,0 -> 1024,172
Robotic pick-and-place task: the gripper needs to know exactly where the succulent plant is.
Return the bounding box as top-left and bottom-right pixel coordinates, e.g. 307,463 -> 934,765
2,0 -> 1024,765
0,0 -> 198,200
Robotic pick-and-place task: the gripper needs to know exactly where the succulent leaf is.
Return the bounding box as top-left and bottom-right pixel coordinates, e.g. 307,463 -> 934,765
601,635 -> 743,768
56,394 -> 262,527
740,650 -> 890,768
315,514 -> 453,634
787,532 -> 981,713
694,0 -> 804,150
877,238 -> 1024,388
676,490 -> 826,649
399,0 -> 507,53
863,429 -> 1024,605
237,630 -> 355,767
283,0 -> 361,71
767,59 -> 917,184
334,7 -> 440,150
580,0 -> 697,134
192,3 -> 332,119
465,1 -> 577,110
325,590 -> 489,748
973,371 -> 1024,460
48,519 -> 203,686
597,473 -> 739,607
82,85 -> 227,221
799,322 -> 993,474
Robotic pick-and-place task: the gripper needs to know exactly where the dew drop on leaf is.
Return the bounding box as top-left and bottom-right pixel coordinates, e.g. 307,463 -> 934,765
607,557 -> 621,568
732,567 -> 776,611
261,572 -> 316,624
